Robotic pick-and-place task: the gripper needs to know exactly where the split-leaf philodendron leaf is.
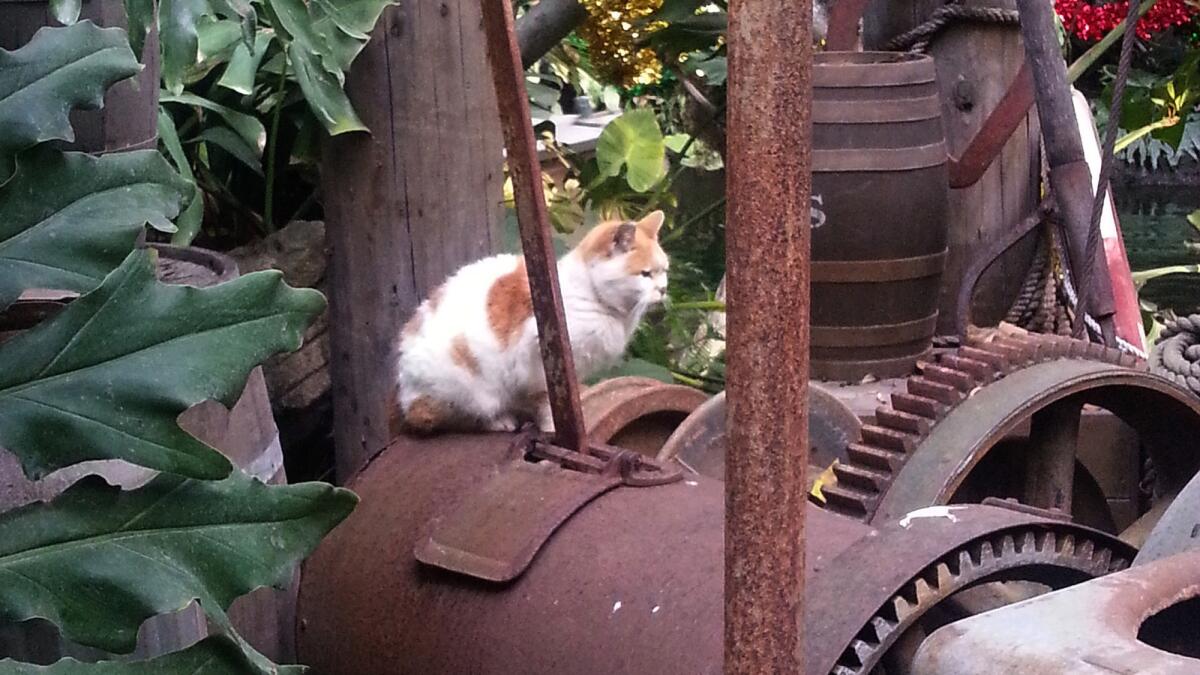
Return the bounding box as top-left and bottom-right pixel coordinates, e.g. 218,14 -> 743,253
0,23 -> 141,182
0,635 -> 304,673
0,249 -> 325,480
0,471 -> 357,655
0,148 -> 191,310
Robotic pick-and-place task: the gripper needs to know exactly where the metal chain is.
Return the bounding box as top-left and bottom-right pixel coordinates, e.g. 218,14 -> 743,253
1076,0 -> 1142,339
885,3 -> 1021,53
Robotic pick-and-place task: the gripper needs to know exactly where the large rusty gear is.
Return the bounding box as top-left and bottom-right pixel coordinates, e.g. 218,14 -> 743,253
819,324 -> 1200,530
806,503 -> 1136,675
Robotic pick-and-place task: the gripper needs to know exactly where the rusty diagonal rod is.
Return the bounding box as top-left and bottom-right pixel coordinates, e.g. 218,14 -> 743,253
479,0 -> 589,454
725,0 -> 811,671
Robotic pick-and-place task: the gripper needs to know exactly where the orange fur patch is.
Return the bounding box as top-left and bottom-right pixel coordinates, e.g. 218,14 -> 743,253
428,284 -> 445,311
450,334 -> 481,375
404,395 -> 446,435
622,228 -> 661,275
577,214 -> 666,272
487,258 -> 533,347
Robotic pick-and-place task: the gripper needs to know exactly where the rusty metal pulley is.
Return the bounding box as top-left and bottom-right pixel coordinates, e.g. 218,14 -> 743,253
581,377 -> 709,457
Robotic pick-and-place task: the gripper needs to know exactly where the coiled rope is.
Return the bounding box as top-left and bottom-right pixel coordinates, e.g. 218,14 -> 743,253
1151,315 -> 1200,395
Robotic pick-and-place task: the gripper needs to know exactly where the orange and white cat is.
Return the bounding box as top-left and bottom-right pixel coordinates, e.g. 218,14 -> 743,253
395,211 -> 669,434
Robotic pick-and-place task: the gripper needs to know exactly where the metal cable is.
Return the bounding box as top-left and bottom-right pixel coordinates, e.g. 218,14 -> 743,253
1076,0 -> 1142,339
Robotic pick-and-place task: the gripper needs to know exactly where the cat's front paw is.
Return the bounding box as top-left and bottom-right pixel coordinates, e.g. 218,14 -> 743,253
485,414 -> 520,433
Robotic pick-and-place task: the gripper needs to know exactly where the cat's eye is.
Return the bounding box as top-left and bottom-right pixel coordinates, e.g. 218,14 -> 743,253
641,270 -> 653,278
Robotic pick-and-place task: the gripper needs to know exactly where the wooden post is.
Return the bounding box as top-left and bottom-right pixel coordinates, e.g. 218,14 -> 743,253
864,0 -> 1041,332
323,0 -> 504,482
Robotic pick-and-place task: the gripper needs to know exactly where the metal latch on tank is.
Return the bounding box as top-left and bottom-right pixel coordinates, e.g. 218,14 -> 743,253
415,431 -> 683,583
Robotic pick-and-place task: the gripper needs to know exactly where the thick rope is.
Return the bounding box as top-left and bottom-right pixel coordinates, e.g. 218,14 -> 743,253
1076,0 -> 1142,339
884,3 -> 1020,53
1151,315 -> 1200,396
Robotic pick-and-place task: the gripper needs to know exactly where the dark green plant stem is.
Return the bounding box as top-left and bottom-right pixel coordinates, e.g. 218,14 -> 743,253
672,300 -> 726,311
664,196 -> 726,243
195,163 -> 267,235
263,54 -> 289,230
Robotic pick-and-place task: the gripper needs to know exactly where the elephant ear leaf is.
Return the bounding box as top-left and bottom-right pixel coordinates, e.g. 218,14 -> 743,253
0,147 -> 191,311
0,22 -> 141,181
0,472 -> 357,658
0,249 -> 326,480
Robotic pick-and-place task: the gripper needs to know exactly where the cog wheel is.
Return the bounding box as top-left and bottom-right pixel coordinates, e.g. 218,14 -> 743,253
820,324 -> 1200,537
806,503 -> 1136,675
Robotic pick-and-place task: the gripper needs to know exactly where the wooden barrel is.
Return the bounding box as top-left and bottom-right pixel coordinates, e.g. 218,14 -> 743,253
810,51 -> 949,381
0,246 -> 296,665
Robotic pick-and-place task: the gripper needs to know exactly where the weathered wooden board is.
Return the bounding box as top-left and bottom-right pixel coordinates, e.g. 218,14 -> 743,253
322,0 -> 504,481
864,0 -> 1041,332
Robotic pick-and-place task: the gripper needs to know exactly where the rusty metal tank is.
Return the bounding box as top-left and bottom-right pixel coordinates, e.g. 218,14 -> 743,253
810,51 -> 950,381
294,434 -> 881,674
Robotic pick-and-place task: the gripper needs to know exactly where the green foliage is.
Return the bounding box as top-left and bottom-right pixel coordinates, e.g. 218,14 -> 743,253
0,24 -> 353,672
0,472 -> 353,655
595,109 -> 668,192
0,23 -> 140,182
0,249 -> 324,480
1,636 -> 282,674
0,148 -> 189,309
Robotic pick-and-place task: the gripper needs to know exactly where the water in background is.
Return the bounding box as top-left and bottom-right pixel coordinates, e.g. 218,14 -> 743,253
1115,185 -> 1200,316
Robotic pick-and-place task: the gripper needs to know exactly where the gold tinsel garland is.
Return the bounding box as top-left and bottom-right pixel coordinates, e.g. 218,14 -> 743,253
577,0 -> 667,87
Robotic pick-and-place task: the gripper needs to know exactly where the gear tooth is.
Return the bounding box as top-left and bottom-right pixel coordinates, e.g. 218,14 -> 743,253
876,407 -> 931,435
861,425 -> 918,453
977,540 -> 997,562
891,392 -> 944,419
935,562 -> 954,588
852,639 -> 876,664
908,376 -> 965,405
913,578 -> 935,603
892,595 -> 916,621
1058,534 -> 1076,556
959,345 -> 1010,371
1037,530 -> 1054,552
940,354 -> 997,383
820,485 -> 873,520
1092,546 -> 1113,572
1000,535 -> 1018,556
833,665 -> 859,675
833,462 -> 889,492
870,616 -> 897,643
958,549 -> 975,571
847,443 -> 905,472
923,363 -> 977,392
1020,531 -> 1037,553
1077,539 -> 1095,559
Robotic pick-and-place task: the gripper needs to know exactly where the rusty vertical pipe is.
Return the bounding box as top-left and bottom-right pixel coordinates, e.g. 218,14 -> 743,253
724,0 -> 812,671
479,0 -> 589,453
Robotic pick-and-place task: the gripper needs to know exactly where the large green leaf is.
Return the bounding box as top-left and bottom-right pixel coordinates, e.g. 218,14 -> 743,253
156,110 -> 206,246
0,636 -> 297,673
287,44 -> 367,135
309,0 -> 396,71
0,23 -> 140,181
0,147 -> 190,310
218,31 -> 274,95
0,249 -> 325,479
0,471 -> 357,655
161,0 -> 213,93
160,91 -> 266,152
595,109 -> 668,192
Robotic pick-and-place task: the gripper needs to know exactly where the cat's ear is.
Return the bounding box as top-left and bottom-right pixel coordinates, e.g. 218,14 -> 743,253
612,222 -> 637,254
637,210 -> 665,238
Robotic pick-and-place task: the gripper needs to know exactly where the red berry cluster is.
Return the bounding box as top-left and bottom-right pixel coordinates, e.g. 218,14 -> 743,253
1055,0 -> 1198,41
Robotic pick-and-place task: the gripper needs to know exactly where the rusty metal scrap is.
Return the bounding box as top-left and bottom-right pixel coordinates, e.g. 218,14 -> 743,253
911,548 -> 1200,673
480,0 -> 587,452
